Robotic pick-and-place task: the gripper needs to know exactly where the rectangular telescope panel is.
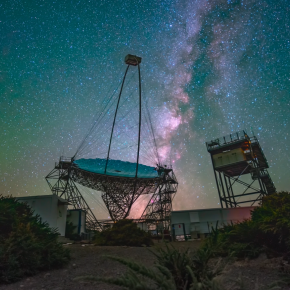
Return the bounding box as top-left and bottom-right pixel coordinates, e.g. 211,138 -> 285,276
206,131 -> 251,177
212,148 -> 246,169
125,54 -> 142,66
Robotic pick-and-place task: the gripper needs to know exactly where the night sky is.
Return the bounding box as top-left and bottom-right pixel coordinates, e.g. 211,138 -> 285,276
1,0 -> 289,219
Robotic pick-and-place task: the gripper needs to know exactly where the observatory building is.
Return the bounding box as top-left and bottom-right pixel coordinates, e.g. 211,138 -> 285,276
206,130 -> 275,208
17,195 -> 68,236
171,206 -> 255,239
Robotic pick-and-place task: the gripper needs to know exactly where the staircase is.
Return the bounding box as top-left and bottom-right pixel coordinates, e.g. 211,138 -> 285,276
260,170 -> 276,195
251,140 -> 269,169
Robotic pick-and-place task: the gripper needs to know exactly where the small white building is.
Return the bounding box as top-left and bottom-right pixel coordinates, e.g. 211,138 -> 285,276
171,207 -> 255,238
17,194 -> 69,236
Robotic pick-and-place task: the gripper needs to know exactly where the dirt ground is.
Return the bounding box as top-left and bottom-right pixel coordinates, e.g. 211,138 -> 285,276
1,241 -> 289,290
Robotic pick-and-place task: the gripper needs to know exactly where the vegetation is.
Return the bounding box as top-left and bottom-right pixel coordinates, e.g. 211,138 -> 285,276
65,220 -> 76,239
93,219 -> 153,247
0,195 -> 70,283
203,191 -> 290,259
75,245 -> 223,290
150,244 -> 223,289
65,220 -> 82,241
81,192 -> 290,289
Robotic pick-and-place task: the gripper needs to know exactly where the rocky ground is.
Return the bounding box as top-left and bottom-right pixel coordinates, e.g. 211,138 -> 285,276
217,254 -> 290,290
0,241 -> 289,290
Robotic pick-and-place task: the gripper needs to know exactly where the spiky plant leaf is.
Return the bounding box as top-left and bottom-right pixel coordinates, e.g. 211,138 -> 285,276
103,255 -> 176,290
74,271 -> 155,290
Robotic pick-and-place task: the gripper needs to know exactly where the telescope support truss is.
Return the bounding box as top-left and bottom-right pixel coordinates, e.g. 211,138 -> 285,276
45,160 -> 103,231
213,166 -> 275,208
70,165 -> 158,221
46,159 -> 178,231
140,168 -> 178,231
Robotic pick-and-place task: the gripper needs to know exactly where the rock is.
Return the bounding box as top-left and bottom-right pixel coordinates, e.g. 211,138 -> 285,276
280,260 -> 290,273
80,240 -> 90,244
256,253 -> 267,262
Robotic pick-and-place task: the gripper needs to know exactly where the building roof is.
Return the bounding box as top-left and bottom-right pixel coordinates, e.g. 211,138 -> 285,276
17,194 -> 70,205
172,206 -> 257,214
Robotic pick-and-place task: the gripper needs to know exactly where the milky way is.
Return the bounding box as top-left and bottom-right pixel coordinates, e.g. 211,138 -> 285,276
1,0 -> 289,218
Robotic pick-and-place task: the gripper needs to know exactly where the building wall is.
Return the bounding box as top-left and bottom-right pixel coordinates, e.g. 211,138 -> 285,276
171,207 -> 255,237
17,195 -> 67,236
56,203 -> 68,236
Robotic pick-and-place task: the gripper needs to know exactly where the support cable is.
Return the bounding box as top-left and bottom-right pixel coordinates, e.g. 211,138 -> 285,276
135,62 -> 142,178
74,66 -> 124,159
105,65 -> 130,174
75,66 -> 137,159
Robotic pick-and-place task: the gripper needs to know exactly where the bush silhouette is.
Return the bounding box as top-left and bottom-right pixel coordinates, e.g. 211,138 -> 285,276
0,195 -> 70,283
203,191 -> 290,258
94,219 -> 153,247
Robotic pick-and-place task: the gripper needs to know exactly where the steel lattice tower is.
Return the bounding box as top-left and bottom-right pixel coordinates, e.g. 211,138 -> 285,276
139,167 -> 178,231
206,130 -> 276,208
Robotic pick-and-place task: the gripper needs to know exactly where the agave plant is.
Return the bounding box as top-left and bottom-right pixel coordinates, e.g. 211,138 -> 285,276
75,245 -> 223,290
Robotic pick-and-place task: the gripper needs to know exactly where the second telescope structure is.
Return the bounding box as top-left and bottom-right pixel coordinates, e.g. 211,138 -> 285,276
206,130 -> 276,208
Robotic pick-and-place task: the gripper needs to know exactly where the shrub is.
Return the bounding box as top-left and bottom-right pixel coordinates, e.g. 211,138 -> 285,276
151,244 -> 222,289
65,221 -> 77,239
151,244 -> 192,288
93,219 -> 153,247
204,220 -> 263,258
0,195 -> 70,283
251,191 -> 290,252
203,191 -> 290,259
65,221 -> 82,241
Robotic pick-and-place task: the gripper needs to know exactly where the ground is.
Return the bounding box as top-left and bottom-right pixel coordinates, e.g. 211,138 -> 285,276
0,241 -> 289,290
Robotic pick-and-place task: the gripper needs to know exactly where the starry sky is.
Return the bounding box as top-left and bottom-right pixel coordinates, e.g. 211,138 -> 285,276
1,0 -> 290,219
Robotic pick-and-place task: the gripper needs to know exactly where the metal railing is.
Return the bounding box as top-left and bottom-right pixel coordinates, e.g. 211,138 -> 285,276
206,130 -> 249,151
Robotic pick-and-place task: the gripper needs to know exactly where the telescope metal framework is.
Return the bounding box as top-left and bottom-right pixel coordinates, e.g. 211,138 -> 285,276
206,130 -> 276,208
46,158 -> 103,231
46,54 -> 178,231
139,167 -> 178,231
